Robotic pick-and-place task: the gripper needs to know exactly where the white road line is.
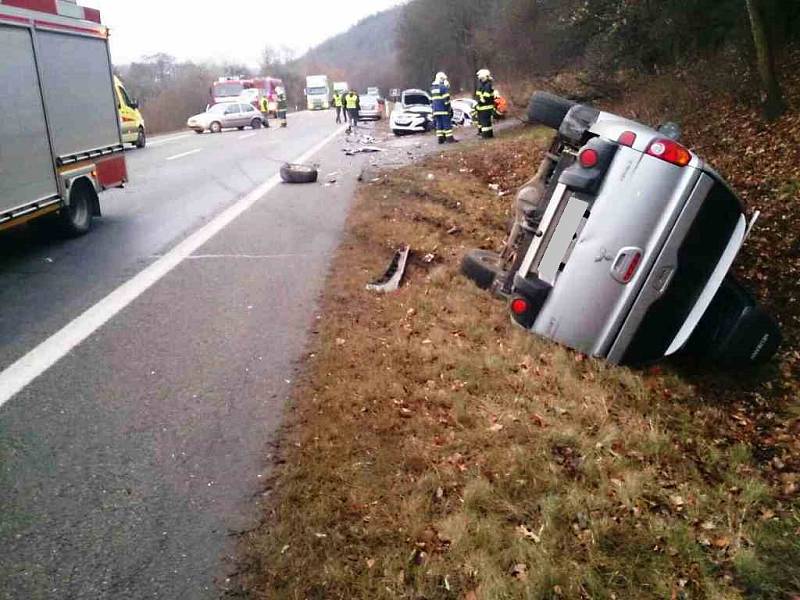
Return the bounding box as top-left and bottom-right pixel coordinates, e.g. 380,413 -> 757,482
166,149 -> 202,161
147,133 -> 193,147
0,126 -> 345,407
238,133 -> 258,140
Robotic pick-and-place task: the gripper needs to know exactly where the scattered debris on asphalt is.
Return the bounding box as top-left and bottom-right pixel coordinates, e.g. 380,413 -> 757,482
365,245 -> 410,293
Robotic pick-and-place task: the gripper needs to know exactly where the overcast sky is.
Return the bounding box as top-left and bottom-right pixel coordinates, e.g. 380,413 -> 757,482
90,0 -> 405,66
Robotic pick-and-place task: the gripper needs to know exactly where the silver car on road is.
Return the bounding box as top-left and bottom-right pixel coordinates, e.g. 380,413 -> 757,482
187,102 -> 264,134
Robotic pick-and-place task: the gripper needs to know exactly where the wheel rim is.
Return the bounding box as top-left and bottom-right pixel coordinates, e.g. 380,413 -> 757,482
137,130 -> 145,145
211,122 -> 221,133
68,194 -> 88,227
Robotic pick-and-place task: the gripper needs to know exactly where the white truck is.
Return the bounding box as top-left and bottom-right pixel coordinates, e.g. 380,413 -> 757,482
0,0 -> 128,236
305,75 -> 331,110
333,81 -> 349,95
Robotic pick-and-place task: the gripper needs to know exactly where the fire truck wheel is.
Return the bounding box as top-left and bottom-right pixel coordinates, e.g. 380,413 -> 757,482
59,180 -> 94,237
527,91 -> 576,130
210,121 -> 222,134
135,127 -> 146,149
250,118 -> 262,129
461,249 -> 504,290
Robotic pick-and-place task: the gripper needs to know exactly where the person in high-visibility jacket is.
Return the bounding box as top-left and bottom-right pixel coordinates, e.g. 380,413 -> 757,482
475,68 -> 495,139
333,91 -> 344,124
276,87 -> 288,127
259,95 -> 270,128
431,71 -> 457,144
345,89 -> 360,129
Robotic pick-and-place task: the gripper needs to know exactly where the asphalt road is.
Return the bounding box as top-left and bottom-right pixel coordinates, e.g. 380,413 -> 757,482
0,109 -> 375,598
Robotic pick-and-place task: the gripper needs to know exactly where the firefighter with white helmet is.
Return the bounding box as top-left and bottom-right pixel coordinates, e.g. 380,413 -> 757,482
431,71 -> 457,144
475,68 -> 495,139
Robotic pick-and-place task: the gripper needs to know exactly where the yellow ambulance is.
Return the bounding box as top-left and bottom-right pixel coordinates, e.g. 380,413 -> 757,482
114,76 -> 146,148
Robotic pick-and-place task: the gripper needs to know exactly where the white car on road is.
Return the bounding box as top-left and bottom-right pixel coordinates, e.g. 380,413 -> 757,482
390,89 -> 432,135
187,102 -> 264,134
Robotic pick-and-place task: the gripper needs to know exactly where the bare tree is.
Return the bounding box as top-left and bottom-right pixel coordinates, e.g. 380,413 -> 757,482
746,0 -> 786,120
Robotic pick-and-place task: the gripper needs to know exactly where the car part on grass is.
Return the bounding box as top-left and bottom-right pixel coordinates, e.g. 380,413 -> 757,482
366,246 -> 410,293
280,163 -> 319,184
464,91 -> 780,368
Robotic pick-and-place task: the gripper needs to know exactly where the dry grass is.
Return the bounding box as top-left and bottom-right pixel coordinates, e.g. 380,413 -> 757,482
238,126 -> 800,599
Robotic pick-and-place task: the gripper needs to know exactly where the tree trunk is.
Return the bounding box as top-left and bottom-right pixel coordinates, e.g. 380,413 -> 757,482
746,0 -> 786,120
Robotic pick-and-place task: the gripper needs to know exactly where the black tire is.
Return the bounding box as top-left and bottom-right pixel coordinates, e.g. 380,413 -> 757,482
280,163 -> 318,184
461,249 -> 505,290
237,126 -> 245,130
210,121 -> 222,134
135,127 -> 146,148
58,181 -> 93,237
527,91 -> 577,130
194,129 -> 204,134
251,118 -> 262,129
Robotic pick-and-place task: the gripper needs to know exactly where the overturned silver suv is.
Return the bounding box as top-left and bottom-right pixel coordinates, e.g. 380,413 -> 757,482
462,92 -> 781,367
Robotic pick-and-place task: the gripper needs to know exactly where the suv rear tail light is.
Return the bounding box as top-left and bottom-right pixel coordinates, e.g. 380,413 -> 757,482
578,148 -> 599,168
646,138 -> 692,167
618,131 -> 637,147
511,298 -> 530,316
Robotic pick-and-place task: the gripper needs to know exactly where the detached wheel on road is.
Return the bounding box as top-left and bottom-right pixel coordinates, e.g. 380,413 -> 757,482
527,91 -> 577,130
58,179 -> 95,237
250,118 -> 262,129
210,121 -> 222,134
461,249 -> 504,290
280,163 -> 318,184
135,127 -> 146,149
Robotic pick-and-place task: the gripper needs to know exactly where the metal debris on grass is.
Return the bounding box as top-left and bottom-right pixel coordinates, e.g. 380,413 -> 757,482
366,245 -> 410,293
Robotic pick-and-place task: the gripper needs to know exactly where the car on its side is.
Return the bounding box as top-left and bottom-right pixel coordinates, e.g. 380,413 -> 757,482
359,94 -> 382,121
390,89 -> 432,135
461,92 -> 781,368
187,102 -> 265,134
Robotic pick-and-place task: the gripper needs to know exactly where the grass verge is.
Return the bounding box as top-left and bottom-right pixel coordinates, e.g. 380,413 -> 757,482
239,125 -> 799,599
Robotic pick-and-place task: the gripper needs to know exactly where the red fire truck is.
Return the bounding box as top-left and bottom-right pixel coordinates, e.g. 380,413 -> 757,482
210,76 -> 284,115
0,0 -> 128,236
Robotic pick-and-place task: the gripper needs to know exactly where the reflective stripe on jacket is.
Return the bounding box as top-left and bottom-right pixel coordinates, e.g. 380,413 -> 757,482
430,83 -> 451,116
476,80 -> 495,111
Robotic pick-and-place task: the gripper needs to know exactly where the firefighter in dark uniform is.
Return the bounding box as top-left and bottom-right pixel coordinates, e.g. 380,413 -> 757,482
276,86 -> 288,127
431,71 -> 457,144
475,68 -> 495,139
259,95 -> 270,128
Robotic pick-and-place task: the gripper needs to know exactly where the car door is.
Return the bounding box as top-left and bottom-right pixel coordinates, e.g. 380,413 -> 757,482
222,104 -> 240,128
240,104 -> 257,126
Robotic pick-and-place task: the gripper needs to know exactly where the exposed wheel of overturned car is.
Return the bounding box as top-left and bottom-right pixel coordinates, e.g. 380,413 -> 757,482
280,163 -> 319,184
527,91 -> 577,130
461,249 -> 505,290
